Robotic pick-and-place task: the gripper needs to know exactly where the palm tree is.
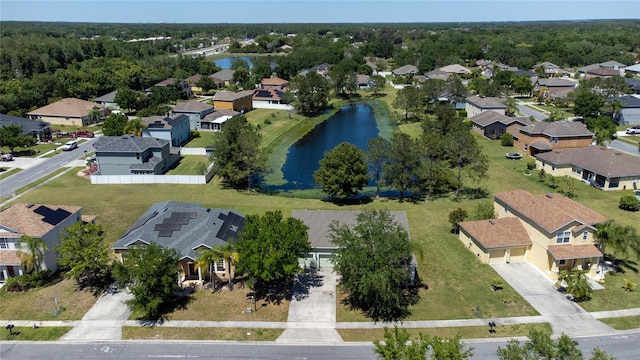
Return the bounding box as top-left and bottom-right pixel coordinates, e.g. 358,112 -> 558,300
194,247 -> 218,285
213,242 -> 239,290
558,268 -> 592,301
123,118 -> 146,136
503,98 -> 518,116
16,235 -> 48,273
595,220 -> 640,265
88,108 -> 102,125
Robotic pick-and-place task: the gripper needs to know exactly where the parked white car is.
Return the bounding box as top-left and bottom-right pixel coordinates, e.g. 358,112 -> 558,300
61,140 -> 78,151
626,126 -> 640,134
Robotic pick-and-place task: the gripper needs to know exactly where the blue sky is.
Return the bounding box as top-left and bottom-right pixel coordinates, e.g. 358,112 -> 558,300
1,1 -> 638,23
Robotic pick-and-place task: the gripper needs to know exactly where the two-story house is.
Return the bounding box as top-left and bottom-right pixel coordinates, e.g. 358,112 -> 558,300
93,135 -> 179,175
459,190 -> 607,280
0,203 -> 89,282
534,78 -> 577,100
141,114 -> 190,147
213,90 -> 253,113
517,121 -> 594,157
112,201 -> 245,286
171,101 -> 215,131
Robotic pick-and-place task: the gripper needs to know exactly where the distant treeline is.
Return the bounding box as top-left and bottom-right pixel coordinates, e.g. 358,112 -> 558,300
1,20 -> 638,116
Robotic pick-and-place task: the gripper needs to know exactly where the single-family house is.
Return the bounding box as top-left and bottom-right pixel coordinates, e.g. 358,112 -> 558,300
625,63 -> 640,75
94,90 -> 120,109
465,95 -> 507,117
459,190 -> 607,280
149,78 -> 192,98
213,90 -> 253,113
93,135 -> 179,175
469,112 -> 533,140
210,69 -> 235,86
517,121 -> 594,157
201,109 -> 240,132
625,78 -> 640,94
533,62 -> 569,78
439,64 -> 472,76
171,101 -> 215,131
291,210 -> 414,278
534,78 -> 577,99
112,201 -> 245,285
261,77 -> 289,90
585,68 -> 621,79
579,61 -> 626,78
392,64 -> 418,77
253,88 -> 286,106
299,63 -> 330,77
141,114 -> 190,147
355,74 -> 371,89
425,69 -> 450,81
185,74 -> 205,93
535,146 -> 640,190
476,59 -> 492,69
27,98 -> 109,127
609,95 -> 640,125
0,114 -> 51,142
0,203 -> 90,282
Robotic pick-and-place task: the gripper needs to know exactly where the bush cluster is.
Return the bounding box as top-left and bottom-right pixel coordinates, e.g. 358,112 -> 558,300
3,271 -> 51,292
619,195 -> 639,212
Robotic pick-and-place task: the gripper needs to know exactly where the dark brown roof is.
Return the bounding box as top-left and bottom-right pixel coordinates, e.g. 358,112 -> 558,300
520,122 -> 594,138
470,112 -> 533,127
459,218 -> 532,249
530,140 -> 553,151
536,146 -> 640,178
587,68 -> 620,77
494,190 -> 607,234
547,244 -> 603,260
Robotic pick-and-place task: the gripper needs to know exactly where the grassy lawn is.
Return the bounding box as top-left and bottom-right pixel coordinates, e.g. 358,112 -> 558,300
129,286 -> 289,322
166,156 -> 210,175
617,136 -> 640,146
0,327 -> 72,341
337,323 -> 551,342
0,167 -> 21,180
529,104 -> 574,118
184,132 -> 217,148
0,278 -> 97,320
123,326 -> 283,341
598,315 -> 640,330
1,142 -> 61,158
15,167 -> 71,195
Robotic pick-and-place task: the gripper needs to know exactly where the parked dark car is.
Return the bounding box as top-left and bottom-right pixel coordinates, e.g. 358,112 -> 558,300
75,130 -> 95,138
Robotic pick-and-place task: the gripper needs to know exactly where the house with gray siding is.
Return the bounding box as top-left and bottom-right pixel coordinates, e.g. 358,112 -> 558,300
141,114 -> 190,146
171,101 -> 215,131
94,135 -> 179,175
610,95 -> 640,125
0,114 -> 52,142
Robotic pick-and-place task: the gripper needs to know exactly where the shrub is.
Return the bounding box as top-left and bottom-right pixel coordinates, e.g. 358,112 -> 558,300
491,279 -> 504,291
264,118 -> 272,125
526,161 -> 536,170
622,278 -> 636,292
458,109 -> 467,118
3,270 -> 51,292
619,195 -> 639,212
189,130 -> 200,140
538,168 -> 546,182
500,133 -> 513,146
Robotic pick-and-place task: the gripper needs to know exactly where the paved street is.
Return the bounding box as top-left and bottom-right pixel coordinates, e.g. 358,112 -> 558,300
516,101 -> 548,121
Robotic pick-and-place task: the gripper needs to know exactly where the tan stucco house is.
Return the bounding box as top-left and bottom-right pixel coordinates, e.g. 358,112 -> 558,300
27,98 -> 109,127
535,146 -> 640,190
465,95 -> 507,118
213,90 -> 253,113
459,190 -> 607,280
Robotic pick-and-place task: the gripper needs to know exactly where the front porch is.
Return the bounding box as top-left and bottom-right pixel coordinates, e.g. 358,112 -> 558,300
547,244 -> 603,281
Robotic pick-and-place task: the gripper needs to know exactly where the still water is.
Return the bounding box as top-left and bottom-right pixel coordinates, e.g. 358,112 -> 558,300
274,103 -> 379,191
213,56 -> 253,69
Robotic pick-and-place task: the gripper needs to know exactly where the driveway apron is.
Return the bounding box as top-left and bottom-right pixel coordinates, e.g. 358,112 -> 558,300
61,289 -> 132,341
276,267 -> 343,343
492,262 -> 614,336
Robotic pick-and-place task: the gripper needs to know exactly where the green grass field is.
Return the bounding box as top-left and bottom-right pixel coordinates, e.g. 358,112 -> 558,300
0,327 -> 72,341
166,155 -> 210,175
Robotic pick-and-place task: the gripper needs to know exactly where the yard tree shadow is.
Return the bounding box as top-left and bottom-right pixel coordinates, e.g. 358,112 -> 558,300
290,268 -> 324,301
134,289 -> 195,324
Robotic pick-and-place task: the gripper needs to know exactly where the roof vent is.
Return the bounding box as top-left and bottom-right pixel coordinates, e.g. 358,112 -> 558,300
489,220 -> 496,225
546,194 -> 554,198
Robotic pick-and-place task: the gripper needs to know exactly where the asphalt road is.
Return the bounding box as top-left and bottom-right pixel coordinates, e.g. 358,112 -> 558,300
516,102 -> 548,121
1,331 -> 638,360
0,137 -> 98,198
608,139 -> 640,157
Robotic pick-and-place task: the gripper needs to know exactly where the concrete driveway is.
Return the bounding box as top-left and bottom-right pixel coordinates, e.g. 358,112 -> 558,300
61,289 -> 132,341
492,262 -> 613,336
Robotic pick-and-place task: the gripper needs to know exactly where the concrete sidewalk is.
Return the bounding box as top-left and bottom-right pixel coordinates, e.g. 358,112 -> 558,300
276,267 -> 343,343
61,289 -> 132,341
492,262 -> 614,336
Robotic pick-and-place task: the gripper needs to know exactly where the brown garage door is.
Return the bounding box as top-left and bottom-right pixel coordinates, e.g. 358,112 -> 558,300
489,249 -> 506,263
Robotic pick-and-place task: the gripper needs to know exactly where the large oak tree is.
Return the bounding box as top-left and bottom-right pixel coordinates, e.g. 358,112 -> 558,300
313,142 -> 369,199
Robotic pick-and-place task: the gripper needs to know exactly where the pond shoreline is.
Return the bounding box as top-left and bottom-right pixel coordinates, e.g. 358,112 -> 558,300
261,98 -> 394,191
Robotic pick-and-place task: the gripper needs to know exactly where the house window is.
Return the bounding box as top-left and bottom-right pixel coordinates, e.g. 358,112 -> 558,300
559,259 -> 566,265
136,153 -> 140,160
583,231 -> 588,241
556,230 -> 571,244
524,144 -> 529,151
503,206 -> 508,215
0,238 -> 8,249
214,258 -> 225,273
572,166 -> 581,175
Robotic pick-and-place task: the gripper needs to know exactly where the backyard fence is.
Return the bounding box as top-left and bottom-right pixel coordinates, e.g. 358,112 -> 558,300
90,162 -> 216,185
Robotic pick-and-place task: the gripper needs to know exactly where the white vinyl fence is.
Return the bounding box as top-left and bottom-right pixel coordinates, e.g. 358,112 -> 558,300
91,161 -> 215,185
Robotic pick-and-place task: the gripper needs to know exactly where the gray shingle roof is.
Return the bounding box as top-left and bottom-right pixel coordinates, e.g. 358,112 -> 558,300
0,114 -> 50,133
94,90 -> 117,102
520,121 -> 594,138
470,111 -> 532,127
466,95 -> 507,109
537,78 -> 577,87
94,135 -> 169,153
112,201 -> 245,260
173,101 -> 214,113
211,69 -> 235,82
142,114 -> 189,129
291,210 -> 410,249
214,90 -> 253,101
392,65 -> 418,76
